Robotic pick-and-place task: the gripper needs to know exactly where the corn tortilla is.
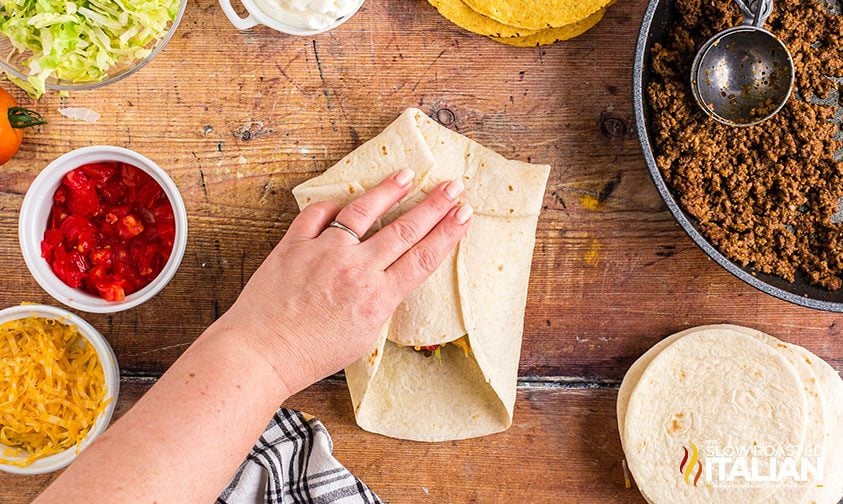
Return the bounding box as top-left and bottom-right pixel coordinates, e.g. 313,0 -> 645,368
489,9 -> 605,47
462,0 -> 612,30
427,0 -> 539,38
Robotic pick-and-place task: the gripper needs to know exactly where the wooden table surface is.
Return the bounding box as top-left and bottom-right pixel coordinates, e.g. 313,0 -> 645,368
1,0 -> 840,502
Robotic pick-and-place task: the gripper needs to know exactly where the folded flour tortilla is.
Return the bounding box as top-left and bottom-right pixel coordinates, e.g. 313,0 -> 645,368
292,108 -> 550,441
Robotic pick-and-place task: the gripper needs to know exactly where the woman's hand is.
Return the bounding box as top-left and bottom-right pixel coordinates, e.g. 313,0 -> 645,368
37,169 -> 472,504
219,168 -> 473,396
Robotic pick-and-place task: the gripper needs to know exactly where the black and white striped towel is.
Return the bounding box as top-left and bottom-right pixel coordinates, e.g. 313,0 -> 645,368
218,409 -> 382,504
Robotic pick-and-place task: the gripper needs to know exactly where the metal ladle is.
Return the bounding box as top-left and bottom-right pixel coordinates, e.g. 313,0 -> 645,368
690,0 -> 795,127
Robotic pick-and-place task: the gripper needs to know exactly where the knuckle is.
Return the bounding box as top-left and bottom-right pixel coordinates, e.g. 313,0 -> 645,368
299,201 -> 337,224
411,246 -> 439,274
335,265 -> 362,285
344,201 -> 372,222
392,219 -> 421,245
437,220 -> 458,241
307,200 -> 336,215
355,286 -> 383,320
331,266 -> 365,300
424,193 -> 448,213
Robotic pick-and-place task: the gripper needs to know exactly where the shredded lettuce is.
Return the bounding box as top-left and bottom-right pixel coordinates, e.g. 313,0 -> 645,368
0,0 -> 180,97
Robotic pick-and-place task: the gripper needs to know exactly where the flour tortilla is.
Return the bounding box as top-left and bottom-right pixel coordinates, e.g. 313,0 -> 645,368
461,0 -> 612,30
353,338 -> 509,441
488,9 -> 606,47
623,329 -> 808,504
295,110 -> 464,348
292,108 -> 550,441
791,346 -> 843,504
618,325 -> 824,504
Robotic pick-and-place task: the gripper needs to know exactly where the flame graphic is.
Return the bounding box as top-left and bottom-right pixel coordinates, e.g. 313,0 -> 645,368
679,441 -> 703,487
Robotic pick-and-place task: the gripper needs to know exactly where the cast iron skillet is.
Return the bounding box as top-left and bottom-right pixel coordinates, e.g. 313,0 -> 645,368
633,0 -> 843,312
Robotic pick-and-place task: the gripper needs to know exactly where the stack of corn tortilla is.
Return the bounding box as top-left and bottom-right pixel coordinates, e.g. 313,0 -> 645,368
618,325 -> 843,504
427,0 -> 613,46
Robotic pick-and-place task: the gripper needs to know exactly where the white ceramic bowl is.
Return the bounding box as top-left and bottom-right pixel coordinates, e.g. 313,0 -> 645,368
19,146 -> 188,314
0,0 -> 187,93
219,0 -> 365,35
0,304 -> 120,475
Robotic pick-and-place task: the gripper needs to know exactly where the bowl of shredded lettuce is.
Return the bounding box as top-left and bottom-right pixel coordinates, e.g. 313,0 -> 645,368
0,0 -> 187,98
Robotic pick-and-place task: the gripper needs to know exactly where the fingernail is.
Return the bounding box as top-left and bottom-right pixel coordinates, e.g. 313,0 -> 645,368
455,204 -> 473,224
395,168 -> 415,186
444,180 -> 464,200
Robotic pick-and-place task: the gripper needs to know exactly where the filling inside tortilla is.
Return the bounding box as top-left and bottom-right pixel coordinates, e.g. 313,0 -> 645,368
410,336 -> 471,362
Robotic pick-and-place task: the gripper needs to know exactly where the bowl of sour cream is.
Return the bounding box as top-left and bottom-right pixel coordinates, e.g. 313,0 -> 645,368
219,0 -> 364,35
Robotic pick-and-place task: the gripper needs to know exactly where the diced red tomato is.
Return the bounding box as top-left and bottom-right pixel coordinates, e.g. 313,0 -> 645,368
153,202 -> 174,221
66,183 -> 99,217
97,283 -> 126,302
41,241 -> 55,262
89,247 -> 113,267
120,164 -> 143,187
59,215 -> 94,241
135,179 -> 163,209
69,250 -> 89,272
42,162 -> 175,302
86,264 -> 108,286
53,186 -> 67,206
43,229 -> 63,245
48,206 -> 67,229
53,261 -> 85,288
142,224 -> 159,242
132,242 -> 162,277
75,230 -> 98,254
51,248 -> 85,288
117,215 -> 144,240
112,261 -> 142,293
99,183 -> 126,204
113,244 -> 129,263
63,169 -> 91,191
106,205 -> 131,219
139,207 -> 156,225
158,223 -> 176,249
80,162 -> 117,187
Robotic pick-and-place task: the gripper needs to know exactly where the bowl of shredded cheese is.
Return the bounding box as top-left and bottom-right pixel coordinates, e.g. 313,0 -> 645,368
0,304 -> 119,474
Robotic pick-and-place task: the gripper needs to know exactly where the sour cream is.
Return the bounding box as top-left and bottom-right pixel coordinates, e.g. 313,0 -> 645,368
252,0 -> 360,30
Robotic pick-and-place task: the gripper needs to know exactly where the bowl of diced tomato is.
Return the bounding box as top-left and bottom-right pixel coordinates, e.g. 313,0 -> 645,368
19,146 -> 188,313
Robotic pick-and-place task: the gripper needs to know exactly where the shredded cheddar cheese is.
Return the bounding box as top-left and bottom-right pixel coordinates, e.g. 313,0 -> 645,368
0,317 -> 109,467
451,336 -> 471,357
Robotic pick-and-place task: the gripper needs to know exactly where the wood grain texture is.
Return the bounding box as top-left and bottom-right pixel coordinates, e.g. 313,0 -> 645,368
0,379 -> 644,504
0,0 -> 841,501
1,0 -> 839,381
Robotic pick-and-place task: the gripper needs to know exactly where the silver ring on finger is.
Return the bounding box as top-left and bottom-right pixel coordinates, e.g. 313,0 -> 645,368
327,220 -> 361,241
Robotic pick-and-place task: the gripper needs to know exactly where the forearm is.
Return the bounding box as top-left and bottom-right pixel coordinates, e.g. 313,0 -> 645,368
35,316 -> 292,503
32,169 -> 467,502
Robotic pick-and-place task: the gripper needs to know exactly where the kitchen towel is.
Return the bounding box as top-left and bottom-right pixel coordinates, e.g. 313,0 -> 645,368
218,409 -> 382,504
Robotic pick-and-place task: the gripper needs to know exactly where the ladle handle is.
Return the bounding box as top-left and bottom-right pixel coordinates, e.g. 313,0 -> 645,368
735,0 -> 773,27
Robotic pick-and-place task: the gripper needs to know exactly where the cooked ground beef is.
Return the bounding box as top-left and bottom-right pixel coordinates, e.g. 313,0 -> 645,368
649,0 -> 843,290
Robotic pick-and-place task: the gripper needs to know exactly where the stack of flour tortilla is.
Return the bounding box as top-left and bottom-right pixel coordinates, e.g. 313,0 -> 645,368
618,325 -> 843,503
293,108 -> 550,441
426,0 -> 614,47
